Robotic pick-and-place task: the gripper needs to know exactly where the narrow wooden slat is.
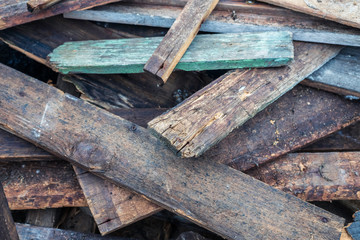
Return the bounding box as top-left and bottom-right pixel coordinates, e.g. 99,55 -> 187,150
259,0 -> 360,29
247,152 -> 360,201
0,0 -> 122,30
0,63 -> 344,239
16,223 -> 131,240
303,47 -> 360,98
48,31 -> 293,74
148,42 -> 342,158
27,0 -> 63,13
144,0 -> 219,82
0,183 -> 19,240
64,3 -> 360,47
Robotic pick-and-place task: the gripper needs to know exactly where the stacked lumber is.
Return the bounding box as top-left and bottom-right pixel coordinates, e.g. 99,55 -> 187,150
0,0 -> 359,239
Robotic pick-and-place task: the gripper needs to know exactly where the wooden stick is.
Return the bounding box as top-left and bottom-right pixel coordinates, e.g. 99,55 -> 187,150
48,31 -> 293,74
27,0 -> 63,13
0,183 -> 19,240
143,0 -> 219,83
0,63 -> 344,239
259,0 -> 360,29
64,3 -> 360,47
148,42 -> 342,158
0,0 -> 121,30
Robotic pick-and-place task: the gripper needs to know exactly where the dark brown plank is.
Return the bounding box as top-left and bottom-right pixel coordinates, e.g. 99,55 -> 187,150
143,0 -> 219,83
0,0 -> 121,30
0,63 -> 345,239
247,152 -> 360,201
0,182 -> 19,240
1,161 -> 87,210
148,42 -> 341,158
27,0 -> 63,13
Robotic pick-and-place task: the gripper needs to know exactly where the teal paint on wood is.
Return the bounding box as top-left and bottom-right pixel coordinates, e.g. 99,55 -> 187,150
48,31 -> 293,74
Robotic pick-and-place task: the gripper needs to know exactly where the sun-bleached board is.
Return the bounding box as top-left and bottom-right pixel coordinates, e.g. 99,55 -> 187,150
48,31 -> 293,74
0,63 -> 344,239
148,42 -> 342,158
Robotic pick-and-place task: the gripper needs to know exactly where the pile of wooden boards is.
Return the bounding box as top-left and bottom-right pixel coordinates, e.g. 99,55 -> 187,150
0,0 -> 359,239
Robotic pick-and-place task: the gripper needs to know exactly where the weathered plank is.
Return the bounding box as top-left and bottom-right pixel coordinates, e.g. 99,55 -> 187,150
259,0 -> 360,29
16,223 -> 131,240
48,31 -> 293,74
303,47 -> 360,98
246,152 -> 360,201
0,63 -> 345,239
148,42 -> 342,158
143,0 -> 219,82
64,3 -> 360,47
27,0 -> 63,13
25,209 -> 58,227
0,182 -> 19,240
1,161 -> 87,210
0,0 -> 121,30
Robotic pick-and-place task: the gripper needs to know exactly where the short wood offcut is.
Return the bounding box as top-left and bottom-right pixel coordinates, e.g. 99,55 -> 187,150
143,0 -> 219,82
148,42 -> 342,158
48,31 -> 293,74
0,63 -> 344,239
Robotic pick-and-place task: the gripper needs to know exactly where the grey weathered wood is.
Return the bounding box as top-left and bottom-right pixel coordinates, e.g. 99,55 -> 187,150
0,63 -> 345,239
25,209 -> 58,228
48,31 -> 293,74
304,47 -> 360,98
148,42 -> 342,158
64,3 -> 360,47
143,0 -> 219,82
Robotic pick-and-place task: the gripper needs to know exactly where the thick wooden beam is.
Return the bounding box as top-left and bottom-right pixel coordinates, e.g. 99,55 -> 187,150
0,63 -> 345,239
247,152 -> 360,201
27,0 -> 63,13
259,0 -> 360,29
143,0 -> 219,82
303,47 -> 360,98
0,183 -> 19,240
48,31 -> 293,74
0,0 -> 121,30
64,3 -> 360,47
148,42 -> 341,158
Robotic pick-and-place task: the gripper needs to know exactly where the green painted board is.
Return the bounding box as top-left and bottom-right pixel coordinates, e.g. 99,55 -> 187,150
48,31 -> 293,74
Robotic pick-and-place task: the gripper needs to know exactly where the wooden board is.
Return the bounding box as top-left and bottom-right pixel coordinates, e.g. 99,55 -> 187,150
259,0 -> 360,29
1,160 -> 86,210
0,0 -> 121,30
48,31 -> 293,74
25,209 -> 58,227
16,223 -> 131,240
27,0 -> 63,13
0,183 -> 19,240
303,47 -> 360,98
64,3 -> 360,47
148,42 -> 342,158
0,63 -> 345,239
247,152 -> 360,201
143,0 -> 219,82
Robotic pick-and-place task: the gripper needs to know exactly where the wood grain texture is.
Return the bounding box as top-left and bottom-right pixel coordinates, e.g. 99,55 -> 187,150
27,0 -> 63,13
48,31 -> 293,74
247,152 -> 360,201
143,0 -> 219,82
16,223 -> 131,240
64,3 -> 360,47
148,42 -> 342,158
304,47 -> 360,98
0,0 -> 121,30
259,0 -> 360,29
0,63 -> 345,239
0,183 -> 19,240
1,161 -> 86,210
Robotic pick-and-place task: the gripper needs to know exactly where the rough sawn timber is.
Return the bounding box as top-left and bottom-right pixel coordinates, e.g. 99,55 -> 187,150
0,63 -> 344,239
148,42 -> 342,158
259,0 -> 360,29
143,0 -> 219,82
48,31 -> 293,74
